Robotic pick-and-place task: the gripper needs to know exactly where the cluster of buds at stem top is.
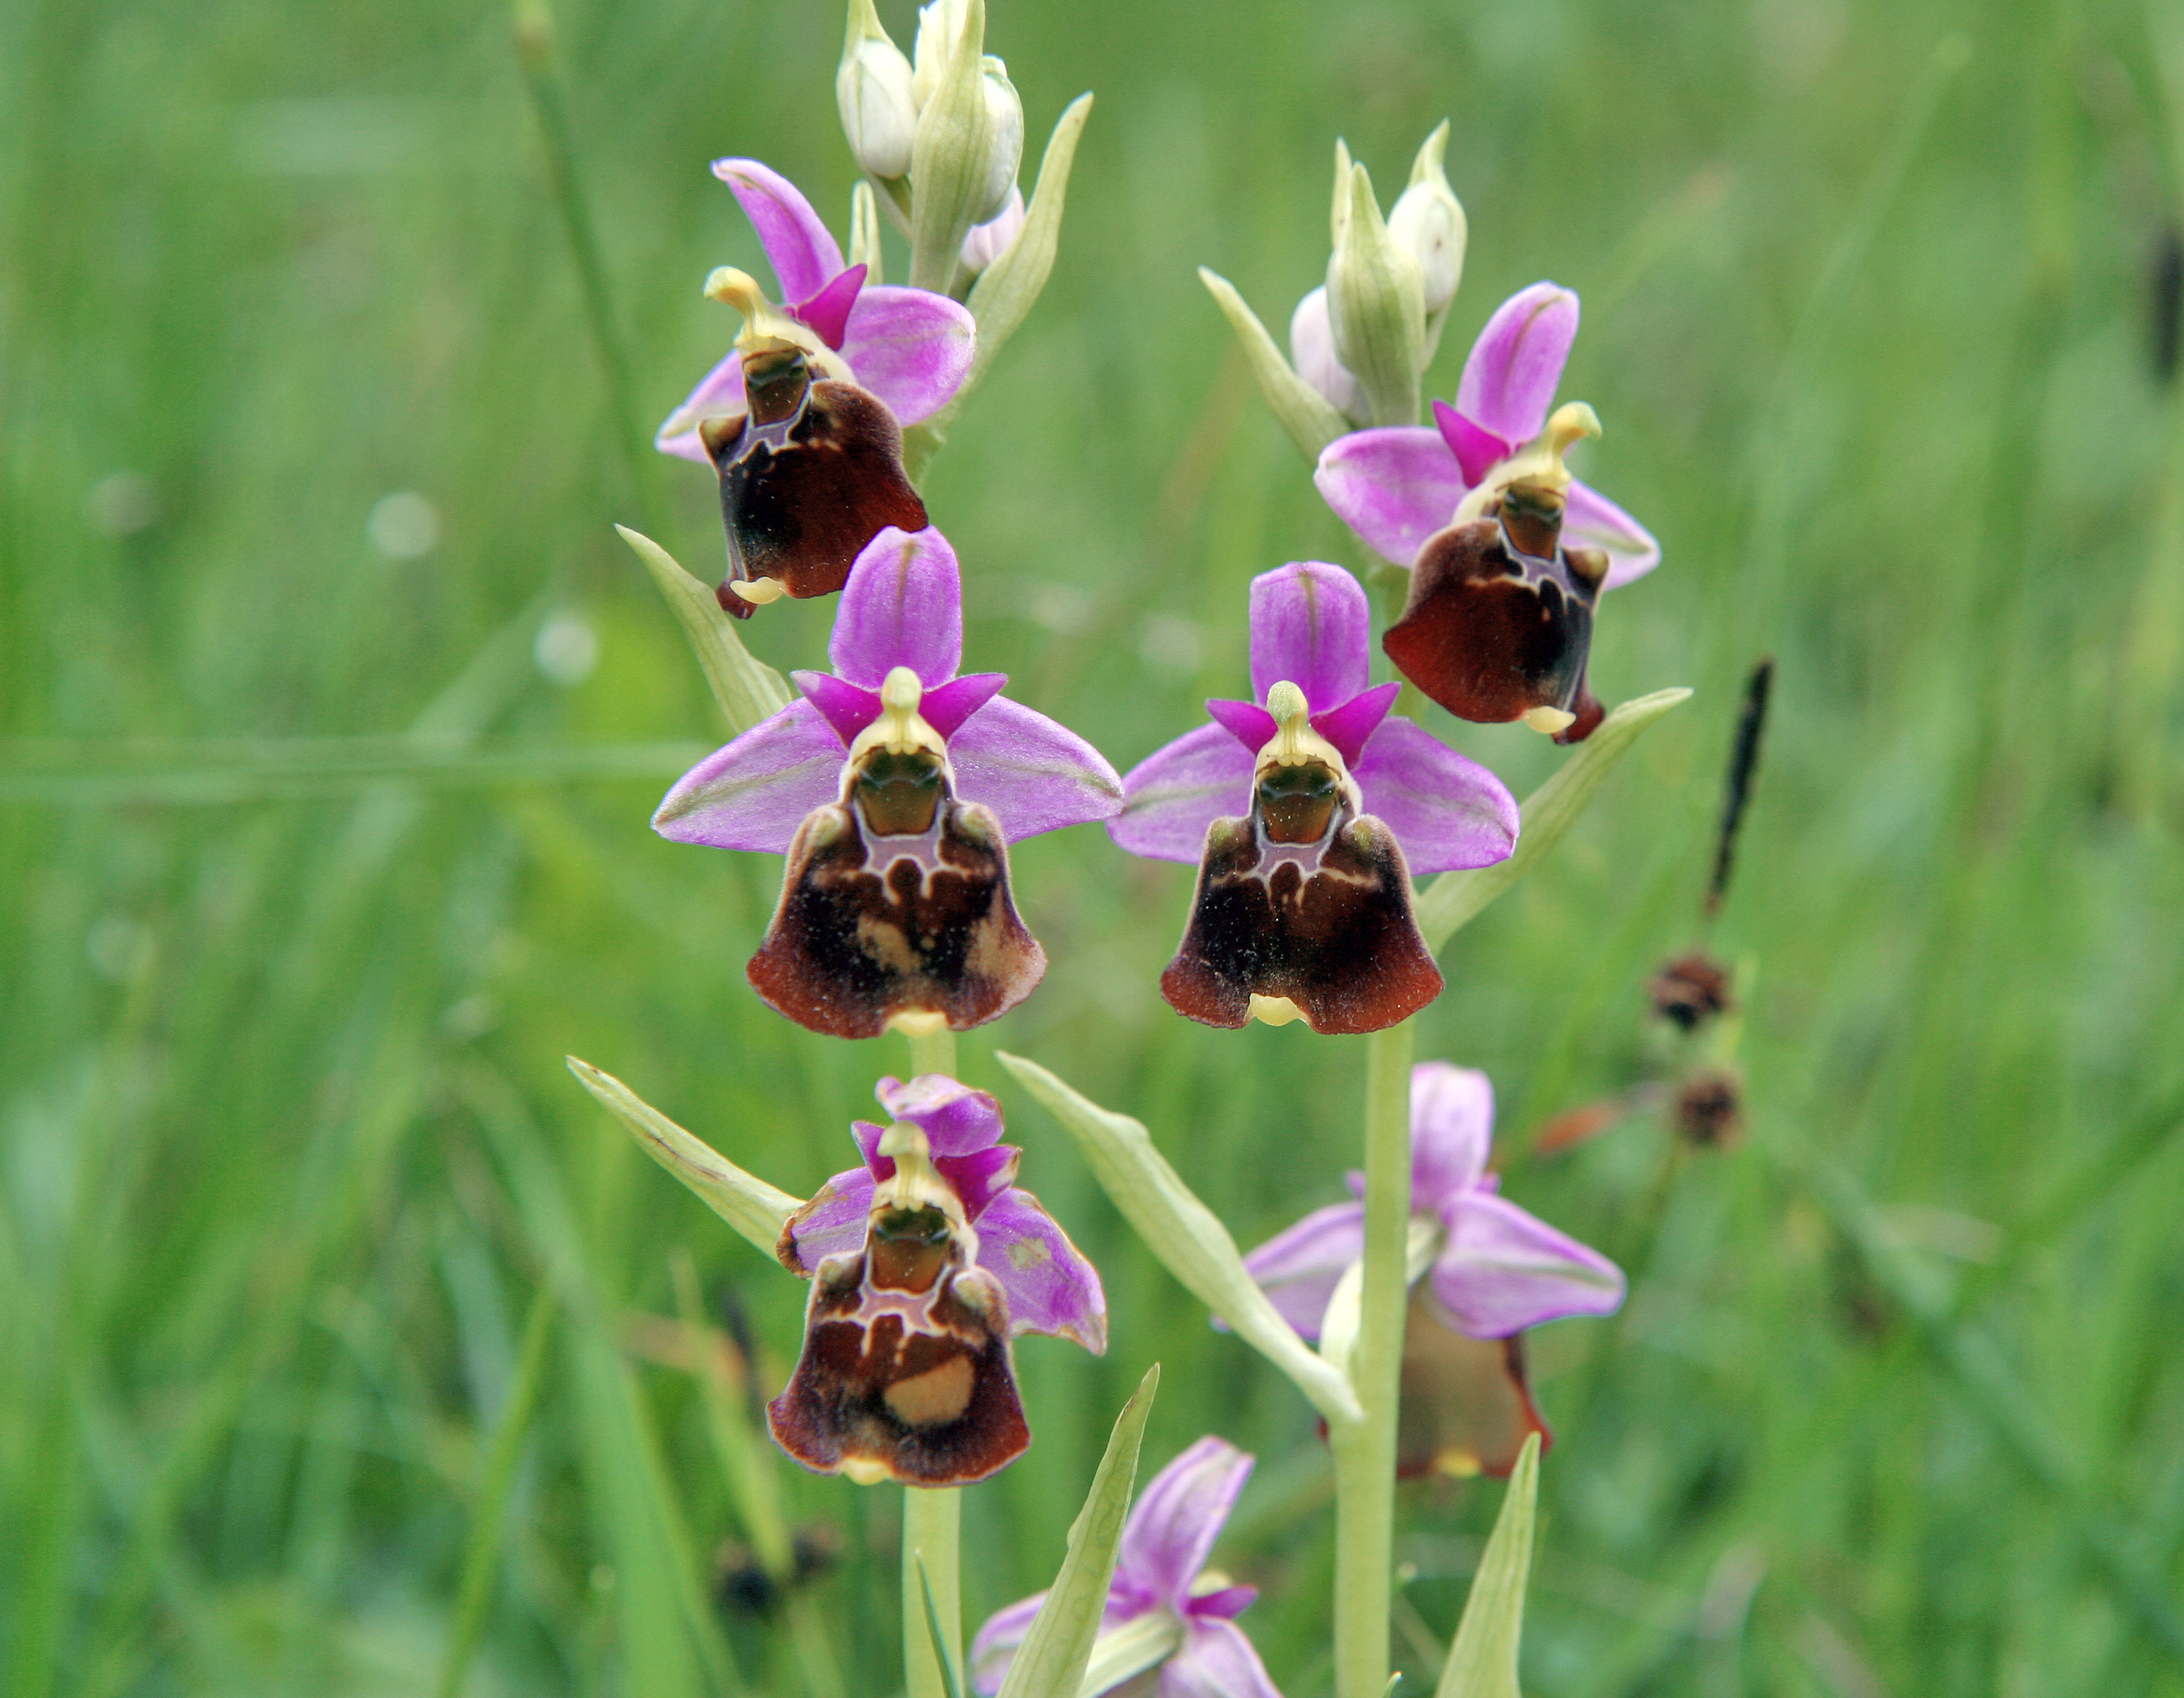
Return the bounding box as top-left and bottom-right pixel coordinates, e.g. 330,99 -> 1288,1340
768,1075 -> 1105,1485
652,526 -> 1121,1039
839,0 -> 1027,290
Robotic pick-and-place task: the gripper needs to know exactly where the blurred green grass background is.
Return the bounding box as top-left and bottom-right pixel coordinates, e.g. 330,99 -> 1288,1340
6,0 -> 2184,1692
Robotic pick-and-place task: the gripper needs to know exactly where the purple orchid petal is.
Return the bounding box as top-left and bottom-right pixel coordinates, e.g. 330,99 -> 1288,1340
841,285 -> 977,426
794,671 -> 881,746
794,262 -> 865,351
1409,1063 -> 1494,1207
1289,284 -> 1367,420
973,1187 -> 1108,1352
850,1119 -> 889,1170
961,186 -> 1026,272
1163,1617 -> 1284,1698
875,1074 -> 1005,1156
1457,282 -> 1579,447
1432,399 -> 1513,486
829,526 -> 963,688
946,696 -> 1126,842
1313,427 -> 1466,567
711,158 -> 844,305
1205,698 -> 1278,753
1312,681 -> 1401,766
1432,1190 -> 1626,1338
1242,1201 -> 1365,1342
937,1145 -> 1020,1223
1120,1437 -> 1255,1609
780,1165 -> 875,1273
1350,719 -> 1519,875
970,1590 -> 1047,1697
651,699 -> 844,854
1566,478 -> 1662,590
1110,723 -> 1256,864
1248,561 -> 1372,710
920,672 -> 1009,740
655,351 -> 746,464
1184,1584 -> 1259,1621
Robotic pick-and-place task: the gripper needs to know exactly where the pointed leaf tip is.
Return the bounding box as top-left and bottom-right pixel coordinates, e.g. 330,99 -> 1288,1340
1436,1431 -> 1539,1698
615,525 -> 791,735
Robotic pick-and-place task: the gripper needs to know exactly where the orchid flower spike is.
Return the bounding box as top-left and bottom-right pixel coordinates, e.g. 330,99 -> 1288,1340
1244,1063 -> 1625,1477
1315,282 -> 1662,741
1110,561 -> 1517,1034
972,1437 -> 1284,1697
770,1074 -> 1105,1486
654,525 -> 1122,1038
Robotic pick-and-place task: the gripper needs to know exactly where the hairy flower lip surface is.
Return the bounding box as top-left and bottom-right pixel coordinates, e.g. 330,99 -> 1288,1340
1110,560 -> 1517,876
653,525 -> 1121,853
657,158 -> 976,461
1312,281 -> 1660,590
779,1075 -> 1107,1352
972,1436 -> 1285,1698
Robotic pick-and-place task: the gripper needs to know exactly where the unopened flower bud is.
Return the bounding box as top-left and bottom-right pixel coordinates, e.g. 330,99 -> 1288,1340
960,185 -> 1024,273
974,57 -> 1023,222
1326,160 -> 1425,427
837,0 -> 916,180
911,0 -> 969,111
1388,121 -> 1466,318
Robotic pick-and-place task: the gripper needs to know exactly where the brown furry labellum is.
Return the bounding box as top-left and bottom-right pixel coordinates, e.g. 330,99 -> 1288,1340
747,755 -> 1046,1038
700,345 -> 928,618
1382,483 -> 1611,744
1396,1288 -> 1550,1481
767,1206 -> 1030,1486
1161,765 -> 1442,1035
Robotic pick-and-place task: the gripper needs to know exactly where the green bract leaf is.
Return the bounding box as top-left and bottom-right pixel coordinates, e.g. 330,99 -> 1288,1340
907,0 -> 995,291
1436,1432 -> 1540,1698
1326,160 -> 1424,428
615,525 -> 792,737
1415,687 -> 1693,953
1198,266 -> 1349,463
566,1057 -> 802,1257
917,1555 -> 968,1698
997,1366 -> 1161,1698
996,1053 -> 1363,1427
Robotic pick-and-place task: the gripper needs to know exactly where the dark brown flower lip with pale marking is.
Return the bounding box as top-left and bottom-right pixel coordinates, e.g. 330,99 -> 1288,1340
702,346 -> 928,620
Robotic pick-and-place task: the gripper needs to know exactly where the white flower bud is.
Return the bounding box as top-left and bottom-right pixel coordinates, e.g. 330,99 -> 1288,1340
837,30 -> 917,179
1388,122 -> 1466,318
974,56 -> 1023,223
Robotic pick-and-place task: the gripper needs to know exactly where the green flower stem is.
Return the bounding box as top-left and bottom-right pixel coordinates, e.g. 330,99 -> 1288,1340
907,1026 -> 960,1079
1330,1016 -> 1415,1698
903,1484 -> 963,1698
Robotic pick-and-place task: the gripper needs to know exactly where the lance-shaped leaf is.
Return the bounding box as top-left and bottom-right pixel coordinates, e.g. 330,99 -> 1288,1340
1199,266 -> 1349,462
996,1052 -> 1362,1427
567,1057 -> 802,1256
1435,1431 -> 1540,1698
1415,687 -> 1691,952
617,525 -> 792,736
994,1364 -> 1159,1698
904,94 -> 1093,476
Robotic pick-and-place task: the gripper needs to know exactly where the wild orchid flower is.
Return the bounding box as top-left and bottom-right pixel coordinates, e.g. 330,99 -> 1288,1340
1108,560 -> 1516,1034
654,525 -> 1121,1038
972,1436 -> 1284,1698
1315,282 -> 1662,740
1245,1062 -> 1625,1477
657,160 -> 976,615
771,1074 -> 1104,1486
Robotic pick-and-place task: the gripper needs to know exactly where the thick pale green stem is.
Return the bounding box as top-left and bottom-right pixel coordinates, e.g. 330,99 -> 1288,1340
1331,1018 -> 1415,1698
903,1484 -> 963,1698
906,1025 -> 959,1079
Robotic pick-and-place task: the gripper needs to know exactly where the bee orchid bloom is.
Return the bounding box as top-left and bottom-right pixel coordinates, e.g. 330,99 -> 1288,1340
770,1075 -> 1105,1486
1109,561 -> 1517,1033
654,525 -> 1122,1038
1314,283 -> 1661,740
972,1436 -> 1284,1698
1244,1062 -> 1625,1477
657,161 -> 976,615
